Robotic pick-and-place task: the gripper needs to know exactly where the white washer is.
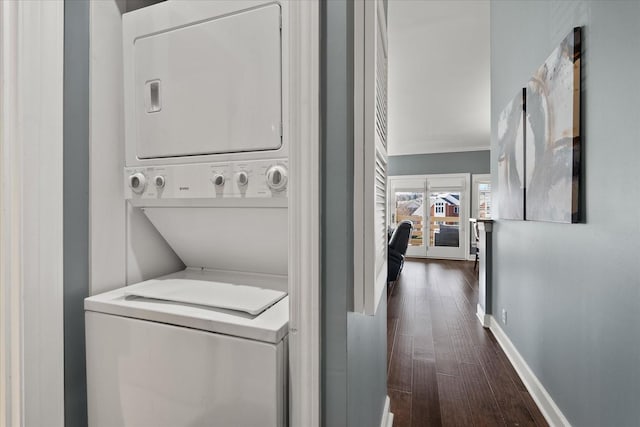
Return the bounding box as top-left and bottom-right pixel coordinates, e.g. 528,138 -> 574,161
85,269 -> 288,427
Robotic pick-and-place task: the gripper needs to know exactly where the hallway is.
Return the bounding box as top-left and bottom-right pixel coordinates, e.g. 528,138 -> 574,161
387,259 -> 547,426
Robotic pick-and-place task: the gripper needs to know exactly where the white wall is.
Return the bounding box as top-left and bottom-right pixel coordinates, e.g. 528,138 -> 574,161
89,0 -> 183,296
89,0 -> 127,295
387,0 -> 490,155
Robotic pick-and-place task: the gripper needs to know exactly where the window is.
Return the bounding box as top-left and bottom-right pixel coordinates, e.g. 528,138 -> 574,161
435,201 -> 444,214
478,183 -> 492,219
454,206 -> 459,214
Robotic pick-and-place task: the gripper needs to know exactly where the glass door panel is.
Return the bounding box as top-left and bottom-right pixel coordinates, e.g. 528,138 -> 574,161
429,191 -> 461,248
392,190 -> 426,257
426,186 -> 466,259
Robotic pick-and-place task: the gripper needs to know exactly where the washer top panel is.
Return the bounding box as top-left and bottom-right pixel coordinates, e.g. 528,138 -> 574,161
85,269 -> 289,343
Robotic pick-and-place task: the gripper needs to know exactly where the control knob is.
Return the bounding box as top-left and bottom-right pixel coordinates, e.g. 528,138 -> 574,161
129,172 -> 147,194
266,165 -> 288,191
237,171 -> 249,187
154,175 -> 165,188
213,174 -> 225,187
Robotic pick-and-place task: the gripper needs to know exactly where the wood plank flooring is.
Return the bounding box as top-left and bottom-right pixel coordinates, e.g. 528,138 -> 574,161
387,259 -> 548,427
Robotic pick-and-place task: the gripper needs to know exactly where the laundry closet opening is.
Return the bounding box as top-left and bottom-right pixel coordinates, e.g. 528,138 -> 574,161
85,1 -> 314,426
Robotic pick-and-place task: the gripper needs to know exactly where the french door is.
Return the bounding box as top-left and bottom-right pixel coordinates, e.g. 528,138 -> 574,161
389,174 -> 470,260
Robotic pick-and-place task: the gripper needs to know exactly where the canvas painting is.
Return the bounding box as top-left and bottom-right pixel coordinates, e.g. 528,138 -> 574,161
525,27 -> 581,223
497,88 -> 525,220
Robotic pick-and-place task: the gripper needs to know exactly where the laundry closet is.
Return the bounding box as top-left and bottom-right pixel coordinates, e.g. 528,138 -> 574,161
86,1 -> 292,426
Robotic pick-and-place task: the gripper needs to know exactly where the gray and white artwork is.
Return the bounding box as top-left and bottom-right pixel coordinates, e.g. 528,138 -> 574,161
525,28 -> 581,223
497,88 -> 525,220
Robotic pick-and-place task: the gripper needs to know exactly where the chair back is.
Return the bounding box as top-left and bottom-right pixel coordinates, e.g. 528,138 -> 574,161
389,220 -> 413,256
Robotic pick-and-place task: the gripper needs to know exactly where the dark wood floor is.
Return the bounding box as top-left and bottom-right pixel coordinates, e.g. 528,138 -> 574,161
387,259 -> 548,427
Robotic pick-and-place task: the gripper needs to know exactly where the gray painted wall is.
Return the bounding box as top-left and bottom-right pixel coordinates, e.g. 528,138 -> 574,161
388,150 -> 490,176
322,1 -> 387,425
491,1 -> 640,425
321,0 -> 350,424
347,296 -> 388,427
64,1 -> 89,426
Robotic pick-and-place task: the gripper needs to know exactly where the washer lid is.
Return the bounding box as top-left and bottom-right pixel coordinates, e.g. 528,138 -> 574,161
85,276 -> 288,343
123,279 -> 286,316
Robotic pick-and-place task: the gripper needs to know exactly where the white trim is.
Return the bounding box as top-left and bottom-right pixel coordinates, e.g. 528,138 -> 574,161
389,173 -> 470,182
0,3 -> 22,425
379,396 -> 394,427
353,0 -> 365,311
0,1 -> 65,427
476,304 -> 490,328
471,173 -> 491,219
287,1 -> 321,426
489,316 -> 571,427
469,173 -> 491,261
389,144 -> 491,156
353,0 -> 388,315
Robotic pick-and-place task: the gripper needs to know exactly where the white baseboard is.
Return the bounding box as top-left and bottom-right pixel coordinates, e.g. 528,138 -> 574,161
380,395 -> 394,427
476,304 -> 490,328
489,316 -> 571,427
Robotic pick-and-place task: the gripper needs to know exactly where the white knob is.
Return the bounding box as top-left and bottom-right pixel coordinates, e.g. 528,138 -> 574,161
129,172 -> 147,194
237,171 -> 249,187
266,165 -> 288,191
213,174 -> 225,187
154,175 -> 165,188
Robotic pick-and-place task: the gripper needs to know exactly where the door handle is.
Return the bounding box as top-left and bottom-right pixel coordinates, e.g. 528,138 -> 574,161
145,79 -> 162,113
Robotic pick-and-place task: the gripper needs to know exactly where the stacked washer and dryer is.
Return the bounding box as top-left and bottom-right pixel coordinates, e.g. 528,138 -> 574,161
85,2 -> 290,426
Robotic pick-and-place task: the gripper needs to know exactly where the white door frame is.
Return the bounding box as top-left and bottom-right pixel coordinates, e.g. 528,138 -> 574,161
287,1 -> 321,426
0,2 -> 321,427
388,173 -> 471,260
469,174 -> 491,260
472,173 -> 492,218
0,1 -> 65,427
426,176 -> 469,260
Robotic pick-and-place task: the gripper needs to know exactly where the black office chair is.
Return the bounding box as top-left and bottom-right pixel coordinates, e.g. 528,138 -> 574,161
387,220 -> 413,283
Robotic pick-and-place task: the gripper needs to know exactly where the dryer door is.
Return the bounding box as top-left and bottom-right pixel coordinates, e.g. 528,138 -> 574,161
132,4 -> 282,159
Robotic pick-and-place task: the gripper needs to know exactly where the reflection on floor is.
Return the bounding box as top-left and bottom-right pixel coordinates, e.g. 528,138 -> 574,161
387,259 -> 548,427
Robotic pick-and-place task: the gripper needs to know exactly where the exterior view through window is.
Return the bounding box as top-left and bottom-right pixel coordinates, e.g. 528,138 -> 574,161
394,191 -> 424,247
477,183 -> 492,219
429,192 -> 461,247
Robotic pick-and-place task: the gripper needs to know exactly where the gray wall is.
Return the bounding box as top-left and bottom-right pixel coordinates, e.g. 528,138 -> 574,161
64,1 -> 90,426
346,297 -> 388,427
491,1 -> 640,426
388,150 -> 490,176
322,1 -> 387,426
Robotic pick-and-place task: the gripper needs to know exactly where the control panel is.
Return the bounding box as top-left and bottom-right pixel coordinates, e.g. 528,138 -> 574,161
124,159 -> 288,202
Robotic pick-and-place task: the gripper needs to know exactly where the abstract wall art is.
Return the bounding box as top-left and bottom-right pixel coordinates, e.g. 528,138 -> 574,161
525,27 -> 582,223
497,88 -> 525,220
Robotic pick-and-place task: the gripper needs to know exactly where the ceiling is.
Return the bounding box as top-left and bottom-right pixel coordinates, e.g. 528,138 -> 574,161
387,0 -> 490,156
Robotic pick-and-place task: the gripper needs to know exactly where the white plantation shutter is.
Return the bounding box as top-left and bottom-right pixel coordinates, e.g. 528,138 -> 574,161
354,0 -> 388,315
374,151 -> 387,282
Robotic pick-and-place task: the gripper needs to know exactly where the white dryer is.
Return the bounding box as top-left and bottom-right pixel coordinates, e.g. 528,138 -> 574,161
85,1 -> 291,426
